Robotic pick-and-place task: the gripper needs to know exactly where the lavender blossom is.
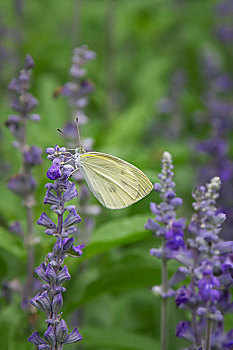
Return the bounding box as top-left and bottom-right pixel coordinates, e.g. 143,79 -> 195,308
28,146 -> 83,348
173,176 -> 233,349
146,152 -> 233,349
5,55 -> 42,310
57,45 -> 96,131
145,151 -> 185,350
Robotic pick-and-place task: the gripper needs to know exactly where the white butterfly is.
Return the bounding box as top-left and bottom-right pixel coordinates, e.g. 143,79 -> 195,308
59,119 -> 153,209
72,147 -> 153,209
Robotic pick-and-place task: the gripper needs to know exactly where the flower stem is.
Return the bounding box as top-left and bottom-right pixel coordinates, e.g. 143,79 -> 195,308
161,256 -> 168,350
25,205 -> 34,296
204,318 -> 212,350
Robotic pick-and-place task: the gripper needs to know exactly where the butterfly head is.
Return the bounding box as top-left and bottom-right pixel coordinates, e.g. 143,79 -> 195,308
75,146 -> 86,156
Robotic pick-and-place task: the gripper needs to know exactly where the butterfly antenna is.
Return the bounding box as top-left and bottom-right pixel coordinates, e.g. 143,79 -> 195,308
57,128 -> 76,143
76,117 -> 81,147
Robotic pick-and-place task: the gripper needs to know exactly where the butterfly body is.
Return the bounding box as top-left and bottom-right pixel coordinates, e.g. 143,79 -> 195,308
74,148 -> 153,209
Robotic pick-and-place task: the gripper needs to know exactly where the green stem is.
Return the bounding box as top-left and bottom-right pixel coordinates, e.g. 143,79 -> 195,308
161,257 -> 168,350
204,318 -> 212,350
25,205 -> 34,296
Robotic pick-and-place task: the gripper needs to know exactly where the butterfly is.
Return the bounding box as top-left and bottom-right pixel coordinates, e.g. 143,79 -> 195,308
59,119 -> 153,209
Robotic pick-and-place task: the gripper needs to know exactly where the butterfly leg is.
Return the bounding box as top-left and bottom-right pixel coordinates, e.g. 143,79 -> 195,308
67,167 -> 79,179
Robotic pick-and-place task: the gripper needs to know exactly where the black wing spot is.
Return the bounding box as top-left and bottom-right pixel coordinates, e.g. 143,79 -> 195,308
121,180 -> 128,186
110,185 -> 116,192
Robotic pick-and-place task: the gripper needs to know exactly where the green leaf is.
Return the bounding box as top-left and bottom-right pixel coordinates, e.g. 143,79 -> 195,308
67,253 -> 161,309
85,214 -> 151,258
0,228 -> 25,260
81,326 -> 159,350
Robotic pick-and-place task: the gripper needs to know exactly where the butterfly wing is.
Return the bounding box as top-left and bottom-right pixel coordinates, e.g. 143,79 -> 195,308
77,152 -> 153,209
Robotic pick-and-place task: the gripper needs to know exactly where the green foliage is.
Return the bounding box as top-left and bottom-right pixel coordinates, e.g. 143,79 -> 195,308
81,326 -> 159,350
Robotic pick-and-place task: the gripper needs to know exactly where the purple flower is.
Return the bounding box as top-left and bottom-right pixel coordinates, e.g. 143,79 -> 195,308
72,244 -> 85,256
8,174 -> 37,196
9,221 -> 23,236
28,332 -> 47,346
198,274 -> 221,303
30,291 -> 51,315
24,54 -> 35,69
176,321 -> 195,342
63,209 -> 81,227
46,165 -> 62,180
23,146 -> 42,166
56,319 -> 68,343
175,285 -> 196,308
37,213 -> 56,229
44,326 -> 56,347
64,328 -> 83,344
29,145 -> 83,346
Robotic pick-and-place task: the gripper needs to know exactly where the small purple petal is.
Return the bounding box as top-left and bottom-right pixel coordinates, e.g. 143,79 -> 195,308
47,165 -> 62,180
35,263 -> 49,282
72,244 -> 85,256
9,221 -> 23,236
145,218 -> 160,231
52,293 -> 63,313
24,146 -> 42,166
28,332 -> 46,346
45,263 -> 57,283
56,319 -> 68,343
63,209 -> 81,228
44,325 -> 55,347
64,328 -> 83,344
176,321 -> 195,342
63,183 -> 78,202
57,266 -> 71,284
154,183 -> 162,192
62,237 -> 74,252
44,190 -> 60,205
24,54 -> 35,69
37,212 -> 56,229
30,291 -> 51,314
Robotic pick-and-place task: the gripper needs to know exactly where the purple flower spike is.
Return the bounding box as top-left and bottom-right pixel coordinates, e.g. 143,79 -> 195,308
27,48 -> 94,349
145,148 -> 233,348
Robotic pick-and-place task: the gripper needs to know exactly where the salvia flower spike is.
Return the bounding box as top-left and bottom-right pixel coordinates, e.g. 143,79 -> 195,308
28,146 -> 83,348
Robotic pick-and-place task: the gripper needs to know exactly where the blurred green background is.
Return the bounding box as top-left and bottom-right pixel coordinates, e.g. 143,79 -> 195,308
0,0 -> 233,349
